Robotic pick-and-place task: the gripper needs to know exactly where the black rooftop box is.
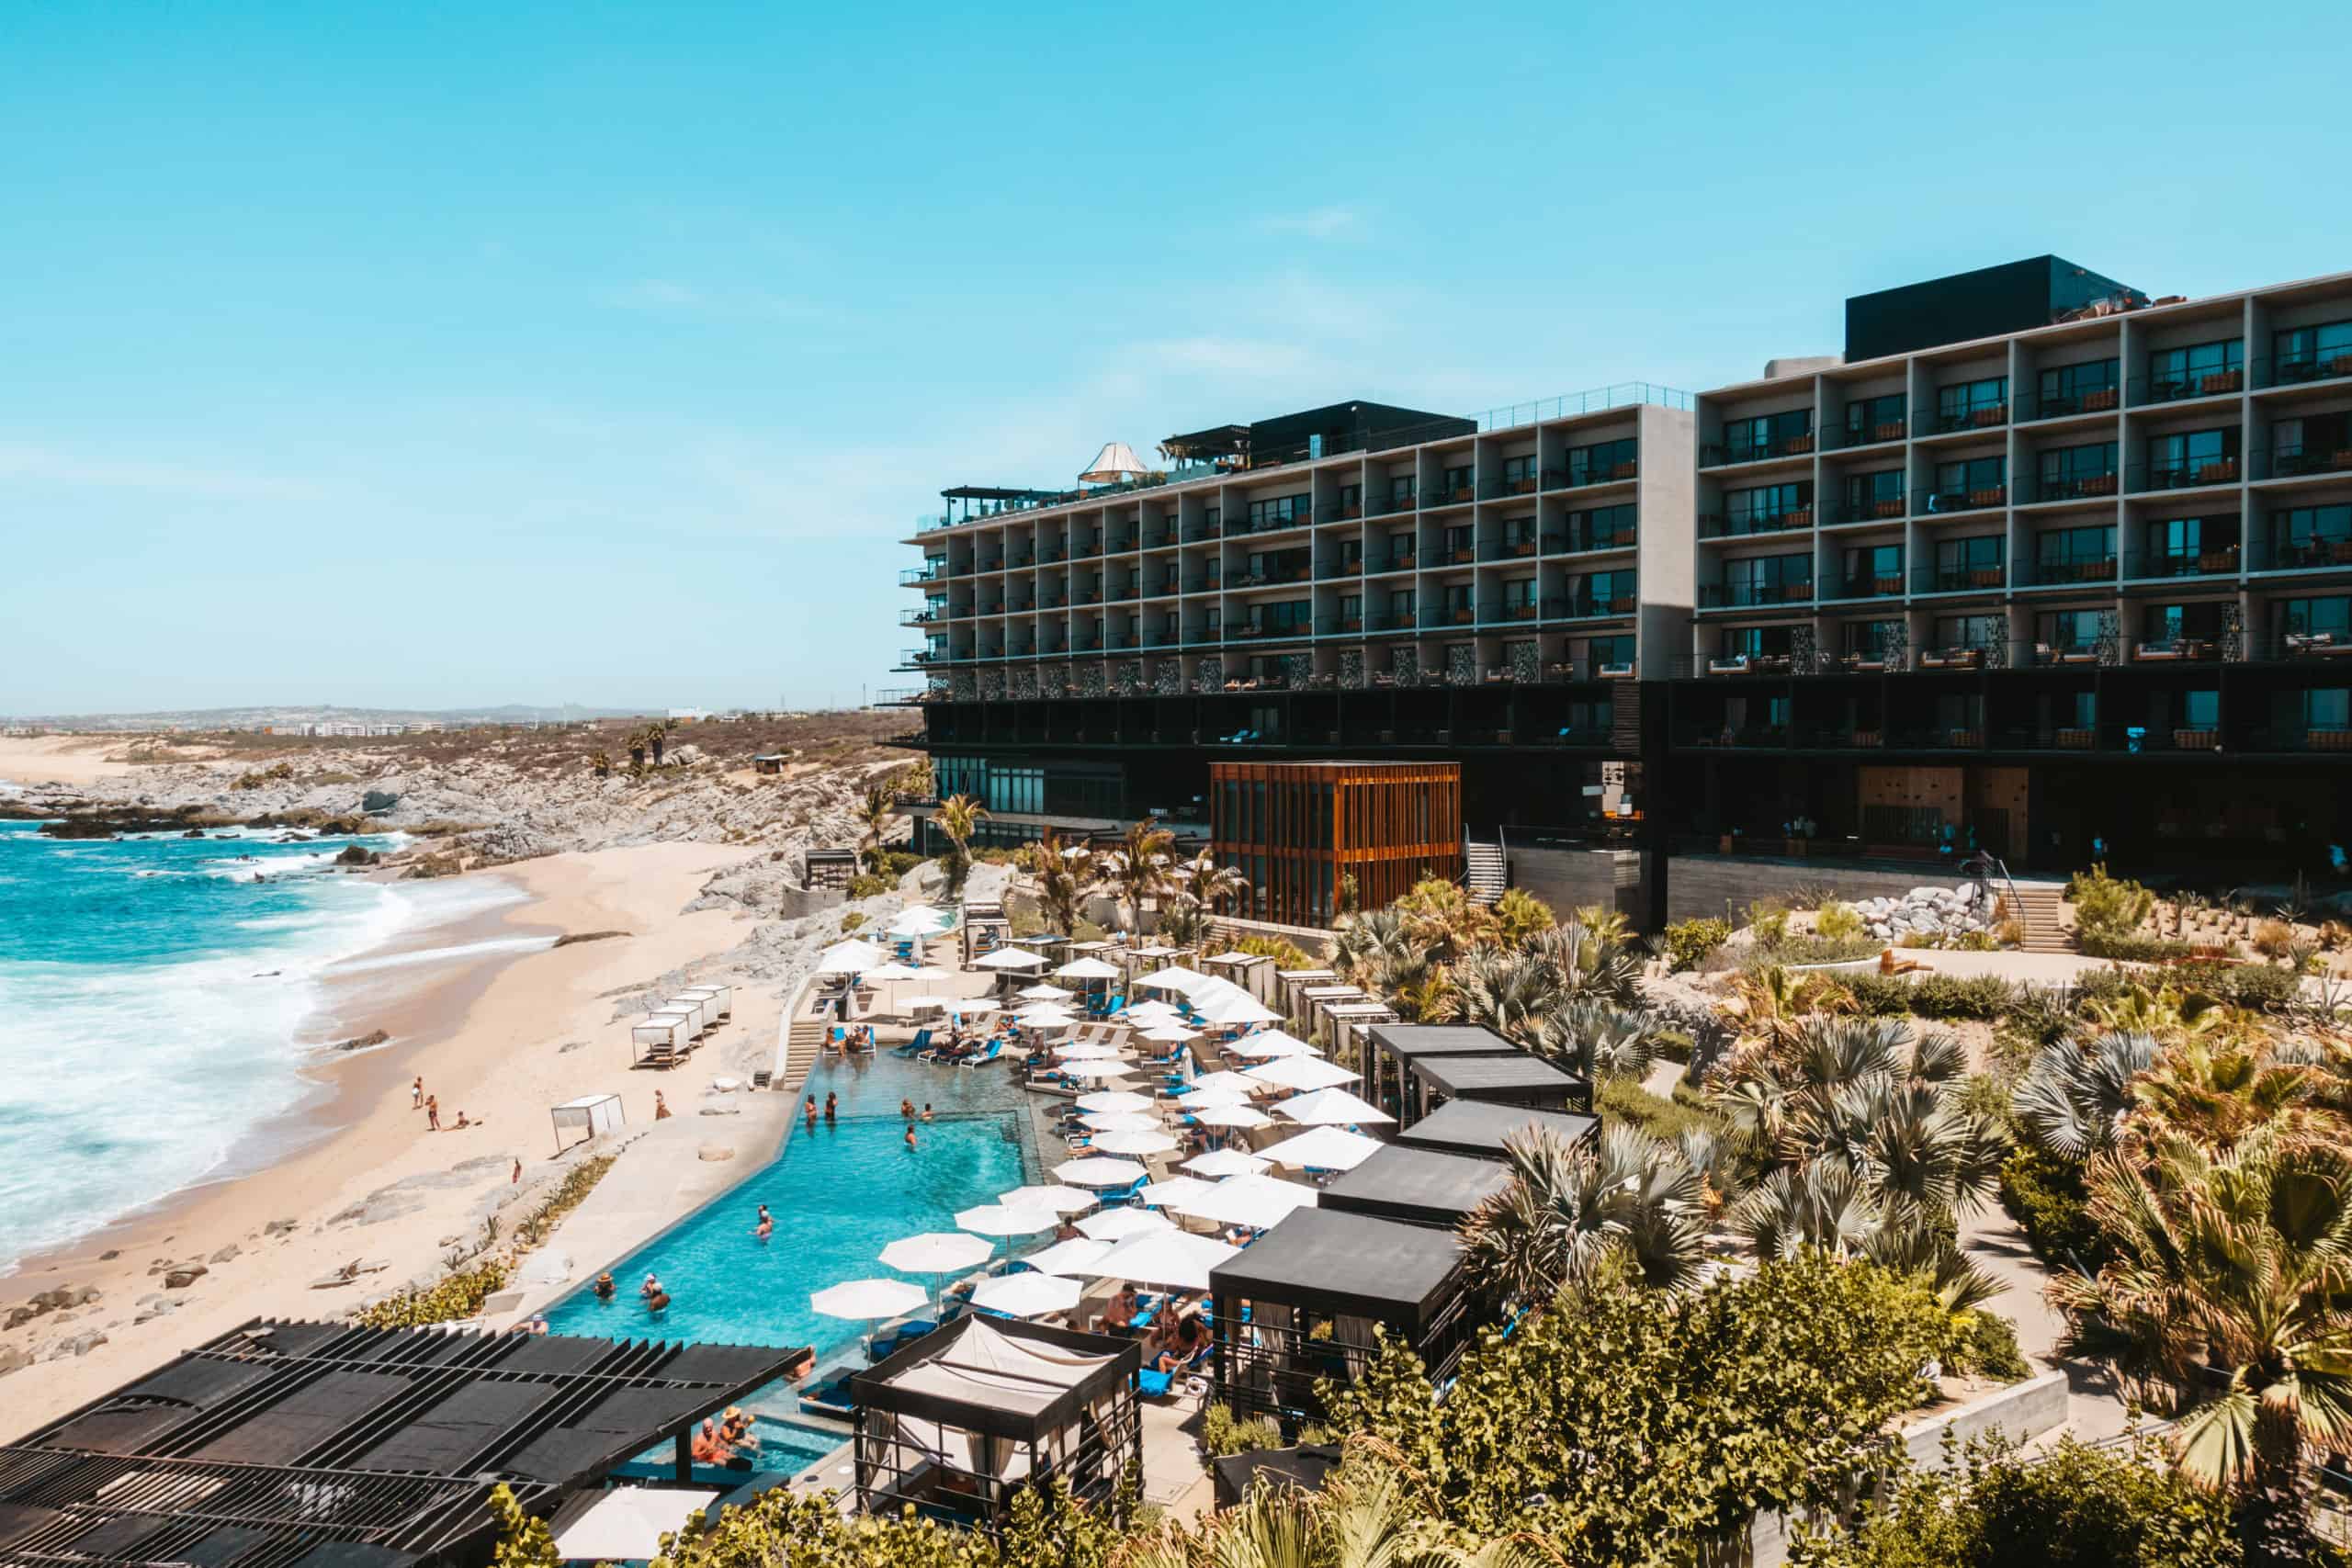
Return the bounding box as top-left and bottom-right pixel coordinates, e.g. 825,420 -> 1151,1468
1845,256 -> 2146,363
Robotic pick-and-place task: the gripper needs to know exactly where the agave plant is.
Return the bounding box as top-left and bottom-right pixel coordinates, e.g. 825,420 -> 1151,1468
1461,1124 -> 1707,1301
1331,907 -> 1418,990
1526,1000 -> 1659,1083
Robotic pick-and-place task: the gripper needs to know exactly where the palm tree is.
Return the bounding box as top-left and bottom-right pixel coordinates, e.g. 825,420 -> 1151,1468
2129,1037 -> 2334,1154
2012,1031 -> 2159,1159
1732,1160 -> 1884,1260
1527,1001 -> 1659,1084
1522,918 -> 1643,1007
1463,1124 -> 1707,1301
1441,946 -> 1555,1044
1033,830 -> 1098,935
1174,846 -> 1250,918
2053,1130 -> 2352,1564
589,750 -> 612,778
854,784 -> 899,874
1102,818 -> 1176,933
1331,908 -> 1416,991
934,793 -> 988,897
643,719 -> 670,766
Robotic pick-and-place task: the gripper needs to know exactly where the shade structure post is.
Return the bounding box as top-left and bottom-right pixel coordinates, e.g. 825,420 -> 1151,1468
674,1428 -> 692,1483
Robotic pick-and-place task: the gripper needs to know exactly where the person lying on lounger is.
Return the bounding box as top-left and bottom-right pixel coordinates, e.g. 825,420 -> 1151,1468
1151,1314 -> 1209,1374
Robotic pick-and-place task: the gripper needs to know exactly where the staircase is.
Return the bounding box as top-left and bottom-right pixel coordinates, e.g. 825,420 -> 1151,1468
2002,881 -> 2070,953
780,1019 -> 828,1097
1464,837 -> 1508,906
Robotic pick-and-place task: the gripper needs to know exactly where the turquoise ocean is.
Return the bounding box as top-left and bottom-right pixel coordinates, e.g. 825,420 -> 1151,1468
0,806 -> 513,1272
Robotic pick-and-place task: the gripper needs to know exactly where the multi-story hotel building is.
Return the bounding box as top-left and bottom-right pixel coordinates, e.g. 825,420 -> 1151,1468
890,259 -> 2352,915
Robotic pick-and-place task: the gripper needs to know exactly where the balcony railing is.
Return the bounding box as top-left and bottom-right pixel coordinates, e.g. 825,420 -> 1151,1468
2132,365 -> 2245,404
1558,593 -> 1638,619
1181,577 -> 1219,593
1316,558 -> 1363,580
1009,551 -> 1035,568
1372,491 -> 1417,515
1314,500 -> 1367,523
1366,612 -> 1418,631
1477,600 -> 1545,625
1912,565 -> 2007,594
2127,637 -> 2223,663
1140,530 -> 1176,549
2124,544 -> 2240,580
1823,573 -> 1907,601
2019,385 -> 2122,421
899,565 -> 946,586
1701,430 -> 1815,466
2256,445 -> 2352,480
1698,507 -> 1814,538
1917,401 -> 2009,436
1422,604 -> 1483,629
1558,457 -> 1640,488
1827,497 -> 1909,525
2245,726 -> 2352,751
2258,536 -> 2352,570
1566,524 -> 1637,551
1246,511 -> 1312,535
900,606 -> 945,626
2029,470 -> 2120,503
1699,580 -> 1815,608
1426,480 -> 1477,508
2017,554 -> 2118,587
1369,550 -> 1417,573
2259,349 -> 2352,389
1478,537 -> 1544,561
2132,455 -> 2242,492
1826,416 -> 1910,451
1917,485 -> 2007,515
1481,474 -> 1544,499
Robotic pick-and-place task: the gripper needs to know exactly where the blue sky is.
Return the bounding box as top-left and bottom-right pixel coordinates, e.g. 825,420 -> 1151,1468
4,1 -> 2346,716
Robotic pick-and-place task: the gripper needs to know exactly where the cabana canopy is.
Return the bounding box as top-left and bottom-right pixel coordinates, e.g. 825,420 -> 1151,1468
1410,1052 -> 1590,1112
1393,1100 -> 1601,1159
1317,1145 -> 1514,1228
1208,1208 -> 1464,1328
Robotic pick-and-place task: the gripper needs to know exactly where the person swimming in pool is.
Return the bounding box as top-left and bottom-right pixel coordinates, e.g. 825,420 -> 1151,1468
804,1096 -> 819,1126
823,1091 -> 838,1122
754,1204 -> 774,1242
594,1272 -> 616,1301
921,1103 -> 933,1122
900,1098 -> 916,1121
904,1123 -> 918,1151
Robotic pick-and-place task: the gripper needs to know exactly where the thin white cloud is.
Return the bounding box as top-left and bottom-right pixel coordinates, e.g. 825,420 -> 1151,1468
0,443 -> 328,502
1257,205 -> 1367,242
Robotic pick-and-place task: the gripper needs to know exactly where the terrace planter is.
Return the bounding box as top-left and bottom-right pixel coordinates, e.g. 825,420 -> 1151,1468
2201,369 -> 2245,395
1949,729 -> 1983,747
1607,597 -> 1638,614
2312,730 -> 2352,750
2079,472 -> 2118,495
1872,576 -> 1904,595
1786,508 -> 1815,528
1452,609 -> 1476,625
2083,388 -> 2120,412
2056,728 -> 2095,749
2195,459 -> 2240,484
1449,487 -> 1475,503
1511,478 -> 1537,495
2196,551 -> 2237,573
1787,434 -> 1815,455
1611,461 -> 1638,479
2333,540 -> 2352,563
1970,569 -> 2005,588
1968,488 -> 2007,508
2174,728 -> 2219,750
1854,730 -> 1883,747
1340,504 -> 1363,519
1971,405 -> 2007,427
1872,500 -> 1906,519
1874,421 -> 1905,442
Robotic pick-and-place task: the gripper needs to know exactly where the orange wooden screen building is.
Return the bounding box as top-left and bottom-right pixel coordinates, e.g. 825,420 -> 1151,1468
1209,761 -> 1464,928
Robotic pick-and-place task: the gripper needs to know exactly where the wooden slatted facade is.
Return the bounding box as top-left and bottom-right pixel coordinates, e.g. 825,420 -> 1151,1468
1211,761 -> 1463,928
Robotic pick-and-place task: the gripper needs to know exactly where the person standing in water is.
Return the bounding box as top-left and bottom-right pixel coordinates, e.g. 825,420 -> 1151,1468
904,1123 -> 918,1151
823,1091 -> 838,1122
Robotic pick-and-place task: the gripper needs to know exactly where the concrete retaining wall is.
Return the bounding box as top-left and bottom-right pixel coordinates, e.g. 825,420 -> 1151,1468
1509,846 -> 2046,926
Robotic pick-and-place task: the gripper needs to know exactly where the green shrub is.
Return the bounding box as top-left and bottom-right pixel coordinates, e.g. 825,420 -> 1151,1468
1815,900 -> 1864,942
356,1258 -> 510,1328
1663,917 -> 1733,972
1747,932 -> 1883,968
1997,1146 -> 2109,1271
2182,961 -> 2299,1012
1746,898 -> 1791,945
2078,932 -> 2192,962
1955,1310 -> 2032,1382
1597,1074 -> 1732,1144
2068,863 -> 2154,944
839,911 -> 865,931
844,872 -> 892,898
1907,973 -> 2018,1020
1198,1402 -> 1283,1458
878,850 -> 923,877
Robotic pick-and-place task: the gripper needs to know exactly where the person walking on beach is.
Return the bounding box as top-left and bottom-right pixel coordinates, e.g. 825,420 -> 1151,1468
653,1090 -> 671,1121
412,1076 -> 424,1109
425,1095 -> 440,1132
511,1158 -> 521,1185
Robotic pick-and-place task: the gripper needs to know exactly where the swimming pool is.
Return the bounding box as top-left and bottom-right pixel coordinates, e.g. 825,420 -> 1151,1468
543,1051 -> 1041,1361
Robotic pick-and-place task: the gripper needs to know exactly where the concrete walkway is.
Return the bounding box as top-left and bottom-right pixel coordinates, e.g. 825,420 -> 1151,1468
1957,1202 -> 2130,1448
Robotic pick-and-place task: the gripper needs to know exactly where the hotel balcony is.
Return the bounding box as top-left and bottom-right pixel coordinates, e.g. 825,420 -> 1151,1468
1822,573 -> 1906,603
1555,592 -> 1638,620
899,565 -> 946,586
1698,507 -> 1814,539
2131,365 -> 2246,405
1477,599 -> 1546,626
2019,386 -> 2122,421
1566,522 -> 1636,552
2257,535 -> 2352,571
1912,565 -> 2007,594
2245,726 -> 2352,752
1701,431 -> 1815,467
1917,485 -> 2007,516
2123,544 -> 2240,581
1824,416 -> 1910,452
2026,470 -> 2120,504
1367,548 -> 1418,575
900,606 -> 944,626
1916,402 -> 2009,437
2256,446 -> 2352,481
1827,497 -> 1909,526
2131,456 -> 2242,493
1480,474 -> 1544,501
1699,580 -> 1815,608
976,555 -> 1003,572
2258,349 -> 2352,389
1478,536 -> 1545,562
1314,558 -> 1363,580
1371,489 -> 1417,516
1558,456 -> 1639,488
1913,644 -> 1996,672
2015,554 -> 2119,588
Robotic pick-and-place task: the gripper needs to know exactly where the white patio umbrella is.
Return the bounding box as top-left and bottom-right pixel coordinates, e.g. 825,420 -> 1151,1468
1021,1236 -> 1114,1276
1180,1070 -> 1263,1099
970,1271 -> 1082,1319
946,997 -> 1000,1017
863,961 -> 928,982
1182,1148 -> 1271,1178
888,906 -> 952,936
1226,1029 -> 1319,1058
1080,1111 -> 1161,1132
879,1232 -> 993,1274
1195,992 -> 1282,1026
1139,1174 -> 1221,1208
1090,1127 -> 1180,1156
816,938 -> 884,974
1017,983 -> 1076,1000
1258,1125 -> 1384,1172
1245,1055 -> 1363,1092
1191,1102 -> 1272,1129
1172,1174 -> 1319,1229
1081,1231 -> 1239,1292
996,1183 -> 1098,1215
1271,1087 -> 1396,1125
810,1277 -> 928,1321
1018,1004 -> 1078,1024
1054,1040 -> 1121,1060
1117,999 -> 1182,1023
954,1203 -> 1059,1240
1075,1089 -> 1154,1114
1137,966 -> 1212,992
1054,956 -> 1123,980
1201,950 -> 1261,965
1056,1059 -> 1137,1081
973,948 -> 1047,970
1075,1206 -> 1175,1243
1054,1155 -> 1149,1188
1141,1024 -> 1199,1044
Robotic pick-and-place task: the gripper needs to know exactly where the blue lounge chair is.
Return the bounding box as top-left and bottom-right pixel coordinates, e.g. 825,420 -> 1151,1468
797,1374 -> 858,1419
897,1028 -> 933,1058
956,1038 -> 1002,1068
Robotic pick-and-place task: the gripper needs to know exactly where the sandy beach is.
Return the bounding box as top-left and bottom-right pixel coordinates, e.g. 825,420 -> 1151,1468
0,734 -> 150,787
0,839 -> 781,1437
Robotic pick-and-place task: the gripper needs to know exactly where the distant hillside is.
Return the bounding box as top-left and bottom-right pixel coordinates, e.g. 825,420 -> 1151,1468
12,703 -> 670,731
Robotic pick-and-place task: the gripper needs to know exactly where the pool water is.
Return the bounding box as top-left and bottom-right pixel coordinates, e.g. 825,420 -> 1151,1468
544,1051 -> 1040,1362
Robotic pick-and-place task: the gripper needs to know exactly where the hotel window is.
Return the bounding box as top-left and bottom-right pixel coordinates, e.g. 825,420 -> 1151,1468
1935,614 -> 2003,649
1936,376 -> 2008,429
1442,582 -> 1476,620
1385,588 -> 1416,624
1841,544 -> 1903,595
1337,481 -> 1363,514
2148,337 -> 2245,399
2179,690 -> 2220,730
2143,602 -> 2226,643
1339,536 -> 1364,568
2039,609 -> 2105,652
2277,596 -> 2352,640
1203,607 -> 1220,633
2036,357 -> 2120,416
1843,618 -> 1901,659
1589,633 -> 1634,667
1566,437 -> 1638,485
1725,481 -> 1812,533
1501,513 -> 1539,548
1932,535 -> 2005,591
2303,689 -> 2352,731
2035,524 -> 2115,584
1383,530 -> 1414,568
1722,552 -> 1811,604
1338,592 -> 1363,628
1929,455 -> 2007,511
1724,625 -> 1795,659
1842,468 -> 1905,520
1442,464 -> 1476,501
2149,428 -> 2240,485
2274,321 -> 2352,380
2275,504 -> 2352,567
1502,577 -> 1538,612
2038,441 -> 2119,499
2143,514 -> 2238,572
1202,506 -> 1221,535
1571,504 -> 1637,549
1248,492 -> 1309,530
1721,408 -> 1813,462
2056,691 -> 2098,729
1442,525 -> 1474,559
1581,570 -> 1636,613
1844,391 -> 1907,444
1501,454 -> 1540,490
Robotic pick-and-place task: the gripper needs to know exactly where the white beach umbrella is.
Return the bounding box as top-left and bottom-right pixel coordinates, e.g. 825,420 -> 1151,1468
997,1183 -> 1098,1215
1141,1024 -> 1199,1044
816,938 -> 885,974
946,997 -> 1000,1016
1245,1055 -> 1362,1092
888,907 -> 952,936
1054,956 -> 1123,980
973,948 -> 1047,970
954,1203 -> 1060,1239
880,1232 -> 993,1274
1226,1028 -> 1318,1058
1195,992 -> 1282,1026
1075,1206 -> 1176,1242
1054,1041 -> 1121,1061
1076,1089 -> 1154,1114
1089,1127 -> 1179,1156
1173,1087 -> 1253,1111
1080,1111 -> 1162,1132
1117,998 -> 1182,1022
1258,1126 -> 1384,1172
1191,1102 -> 1272,1130
863,962 -> 927,982
971,1271 -> 1082,1319
1140,1174 -> 1220,1208
1181,1070 -> 1263,1099
1018,983 -> 1076,1000
1054,1156 -> 1149,1188
898,994 -> 955,1011
1272,1087 -> 1396,1126
1182,1148 -> 1271,1179
1172,1174 -> 1319,1229
1055,1059 -> 1136,1081
1018,1003 -> 1078,1023
1201,950 -> 1260,965
1021,1237 -> 1114,1276
810,1278 -> 928,1321
1082,1231 -> 1239,1292
1137,966 -> 1212,992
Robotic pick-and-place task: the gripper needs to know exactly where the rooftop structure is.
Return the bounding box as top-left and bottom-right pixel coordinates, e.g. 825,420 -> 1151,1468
0,1318 -> 804,1568
1393,1099 -> 1601,1159
1844,255 -> 2148,364
1317,1144 -> 1513,1228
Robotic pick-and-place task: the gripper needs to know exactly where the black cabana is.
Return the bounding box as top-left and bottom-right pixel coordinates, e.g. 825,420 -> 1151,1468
1358,1023 -> 1521,1124
1392,1100 -> 1601,1159
0,1319 -> 804,1568
1409,1052 -> 1591,1121
1207,1209 -> 1470,1431
849,1315 -> 1141,1537
1318,1144 -> 1513,1228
